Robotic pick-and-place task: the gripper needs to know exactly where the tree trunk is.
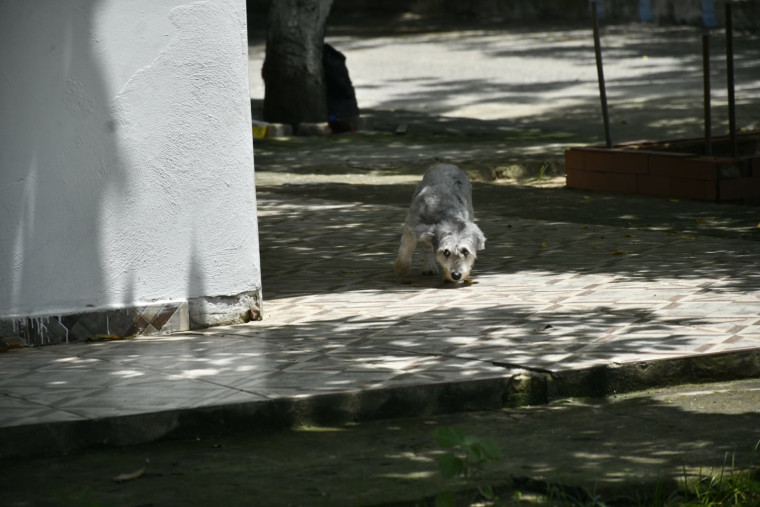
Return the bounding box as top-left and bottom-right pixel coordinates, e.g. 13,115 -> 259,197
263,0 -> 334,125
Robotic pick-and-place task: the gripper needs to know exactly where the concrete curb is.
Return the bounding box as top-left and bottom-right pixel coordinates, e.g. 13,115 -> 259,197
3,349 -> 759,458
546,349 -> 760,400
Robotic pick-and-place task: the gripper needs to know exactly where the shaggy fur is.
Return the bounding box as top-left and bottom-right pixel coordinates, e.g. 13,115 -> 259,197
393,164 -> 486,282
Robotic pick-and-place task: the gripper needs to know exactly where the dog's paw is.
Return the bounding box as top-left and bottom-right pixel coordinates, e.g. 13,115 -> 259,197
421,260 -> 439,276
393,258 -> 410,277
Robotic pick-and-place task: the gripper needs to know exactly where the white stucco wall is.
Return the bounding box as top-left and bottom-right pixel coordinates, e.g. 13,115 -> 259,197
0,1 -> 260,323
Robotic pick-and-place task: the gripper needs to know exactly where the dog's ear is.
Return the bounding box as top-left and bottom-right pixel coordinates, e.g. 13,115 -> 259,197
463,222 -> 486,250
473,224 -> 486,250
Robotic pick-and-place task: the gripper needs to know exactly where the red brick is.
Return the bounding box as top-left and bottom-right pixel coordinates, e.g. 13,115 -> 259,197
705,180 -> 718,201
746,177 -> 760,199
566,168 -> 606,192
605,172 -> 638,194
637,174 -> 671,197
608,151 -> 649,174
650,155 -> 718,180
584,150 -> 614,172
565,168 -> 586,190
719,178 -> 744,201
564,149 -> 585,171
670,178 -> 708,201
567,168 -> 639,195
569,148 -> 650,175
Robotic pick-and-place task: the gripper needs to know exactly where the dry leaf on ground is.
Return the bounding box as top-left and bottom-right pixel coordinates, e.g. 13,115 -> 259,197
112,466 -> 146,483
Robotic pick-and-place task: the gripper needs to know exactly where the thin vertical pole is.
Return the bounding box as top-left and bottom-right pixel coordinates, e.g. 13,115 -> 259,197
725,2 -> 737,157
591,1 -> 612,148
702,33 -> 712,156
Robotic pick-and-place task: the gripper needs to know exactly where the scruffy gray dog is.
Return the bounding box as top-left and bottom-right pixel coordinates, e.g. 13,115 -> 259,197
394,163 -> 486,283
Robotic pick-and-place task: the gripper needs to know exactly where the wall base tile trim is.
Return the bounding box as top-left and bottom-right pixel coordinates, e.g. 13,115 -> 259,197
189,290 -> 262,329
0,290 -> 261,346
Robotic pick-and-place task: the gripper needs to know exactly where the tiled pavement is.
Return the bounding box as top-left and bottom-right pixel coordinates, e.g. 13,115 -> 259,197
2,185 -> 759,456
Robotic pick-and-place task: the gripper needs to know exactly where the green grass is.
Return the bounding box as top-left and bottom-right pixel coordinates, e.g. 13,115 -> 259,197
431,433 -> 760,507
678,446 -> 760,506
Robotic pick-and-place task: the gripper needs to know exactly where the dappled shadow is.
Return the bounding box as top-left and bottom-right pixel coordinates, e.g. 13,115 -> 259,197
243,184 -> 760,378
232,300 -> 746,374
251,117 -> 577,186
15,292 -> 754,429
4,377 -> 759,506
318,24 -> 760,142
251,22 -> 760,195
355,392 -> 760,505
368,24 -> 759,138
283,393 -> 760,505
257,180 -> 760,302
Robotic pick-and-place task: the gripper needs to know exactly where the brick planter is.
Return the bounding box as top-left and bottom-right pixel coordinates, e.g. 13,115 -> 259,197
565,133 -> 760,202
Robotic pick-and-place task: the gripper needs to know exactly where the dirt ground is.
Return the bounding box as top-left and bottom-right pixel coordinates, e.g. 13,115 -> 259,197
3,379 -> 760,506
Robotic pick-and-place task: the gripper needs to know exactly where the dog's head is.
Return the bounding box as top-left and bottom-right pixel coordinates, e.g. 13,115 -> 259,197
424,221 -> 486,282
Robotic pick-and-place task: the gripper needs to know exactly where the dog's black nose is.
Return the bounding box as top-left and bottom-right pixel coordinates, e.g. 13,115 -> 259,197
451,272 -> 462,280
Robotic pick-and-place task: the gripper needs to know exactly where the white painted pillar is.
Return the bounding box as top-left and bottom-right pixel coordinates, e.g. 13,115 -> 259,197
0,0 -> 261,344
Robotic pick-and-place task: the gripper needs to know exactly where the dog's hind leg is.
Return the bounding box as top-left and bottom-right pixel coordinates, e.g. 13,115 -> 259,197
393,228 -> 417,277
421,244 -> 438,275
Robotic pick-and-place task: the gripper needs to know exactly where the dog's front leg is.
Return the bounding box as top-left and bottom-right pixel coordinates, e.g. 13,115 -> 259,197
393,228 -> 417,277
421,244 -> 438,275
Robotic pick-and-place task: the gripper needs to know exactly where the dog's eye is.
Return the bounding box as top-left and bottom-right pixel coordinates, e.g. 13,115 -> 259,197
461,248 -> 469,257
443,249 -> 450,257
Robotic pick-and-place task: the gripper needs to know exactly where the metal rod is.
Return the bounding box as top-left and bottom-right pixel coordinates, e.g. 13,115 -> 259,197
702,32 -> 712,156
591,1 -> 612,148
725,1 -> 737,157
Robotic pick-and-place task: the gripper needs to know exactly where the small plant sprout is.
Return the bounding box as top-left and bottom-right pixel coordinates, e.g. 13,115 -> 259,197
433,426 -> 503,506
538,162 -> 549,182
